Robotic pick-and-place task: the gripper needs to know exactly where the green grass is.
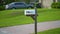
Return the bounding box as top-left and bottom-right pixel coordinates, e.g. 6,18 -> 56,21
37,28 -> 60,34
37,9 -> 60,22
0,8 -> 60,27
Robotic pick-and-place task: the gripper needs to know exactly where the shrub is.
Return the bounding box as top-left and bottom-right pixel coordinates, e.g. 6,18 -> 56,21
51,2 -> 60,8
0,5 -> 5,11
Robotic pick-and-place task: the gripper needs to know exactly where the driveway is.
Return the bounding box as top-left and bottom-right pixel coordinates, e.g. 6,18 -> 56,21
0,20 -> 60,34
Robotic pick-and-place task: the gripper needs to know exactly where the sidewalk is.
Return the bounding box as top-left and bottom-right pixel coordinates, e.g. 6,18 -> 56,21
0,20 -> 60,34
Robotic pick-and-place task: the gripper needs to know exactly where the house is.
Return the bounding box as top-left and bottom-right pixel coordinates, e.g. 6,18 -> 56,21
39,0 -> 60,8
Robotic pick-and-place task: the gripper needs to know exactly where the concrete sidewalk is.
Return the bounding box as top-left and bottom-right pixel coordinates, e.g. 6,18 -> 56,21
0,20 -> 60,34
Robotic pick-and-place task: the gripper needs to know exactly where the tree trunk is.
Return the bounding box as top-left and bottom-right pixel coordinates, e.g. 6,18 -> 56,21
41,0 -> 43,8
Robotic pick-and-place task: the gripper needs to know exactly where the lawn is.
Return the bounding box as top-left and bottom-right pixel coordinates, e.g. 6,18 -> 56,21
0,8 -> 60,27
37,28 -> 60,34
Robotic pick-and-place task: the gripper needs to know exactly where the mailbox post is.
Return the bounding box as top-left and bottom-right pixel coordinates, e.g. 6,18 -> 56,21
34,1 -> 37,34
24,9 -> 37,34
24,0 -> 37,34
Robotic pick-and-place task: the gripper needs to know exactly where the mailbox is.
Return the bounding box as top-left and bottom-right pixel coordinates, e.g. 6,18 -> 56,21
24,9 -> 35,16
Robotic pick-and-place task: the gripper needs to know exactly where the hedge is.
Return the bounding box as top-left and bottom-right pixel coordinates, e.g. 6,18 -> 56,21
51,2 -> 60,8
0,5 -> 5,11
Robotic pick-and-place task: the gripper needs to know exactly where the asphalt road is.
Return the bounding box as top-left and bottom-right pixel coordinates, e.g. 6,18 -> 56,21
0,20 -> 60,34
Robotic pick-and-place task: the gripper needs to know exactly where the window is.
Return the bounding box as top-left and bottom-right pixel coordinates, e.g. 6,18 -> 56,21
15,3 -> 24,5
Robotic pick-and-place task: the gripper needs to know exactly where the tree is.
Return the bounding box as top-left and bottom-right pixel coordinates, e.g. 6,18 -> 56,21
0,0 -> 4,5
5,0 -> 20,4
41,0 -> 43,8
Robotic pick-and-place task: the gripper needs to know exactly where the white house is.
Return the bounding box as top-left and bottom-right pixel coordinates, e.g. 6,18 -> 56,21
39,0 -> 59,8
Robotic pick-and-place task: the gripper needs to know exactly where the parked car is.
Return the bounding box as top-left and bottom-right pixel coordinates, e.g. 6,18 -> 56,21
5,2 -> 34,9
